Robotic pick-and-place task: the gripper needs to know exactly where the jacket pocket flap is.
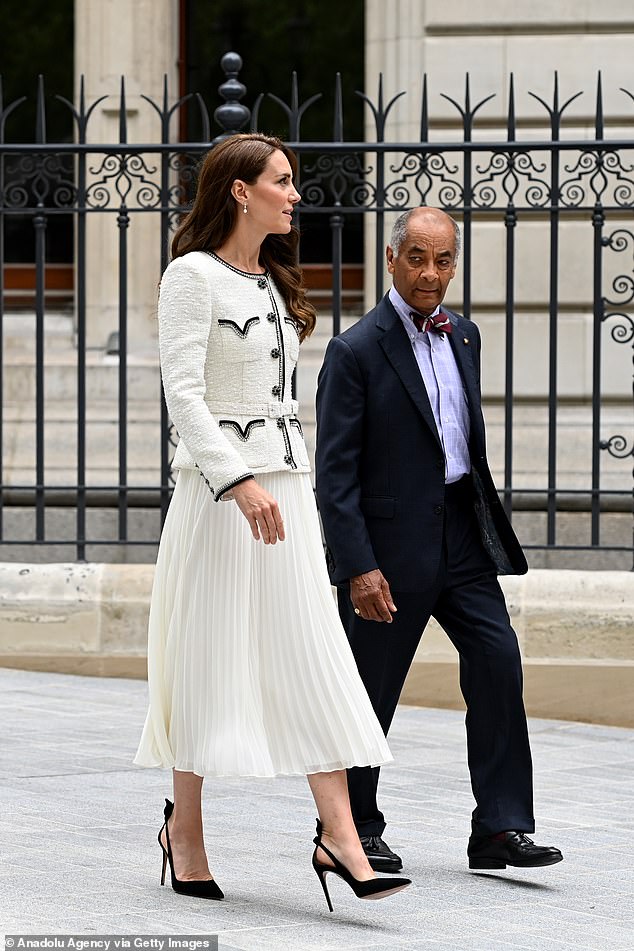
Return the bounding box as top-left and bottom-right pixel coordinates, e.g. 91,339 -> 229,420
360,496 -> 396,518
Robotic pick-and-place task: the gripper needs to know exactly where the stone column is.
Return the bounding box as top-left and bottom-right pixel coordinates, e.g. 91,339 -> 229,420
74,0 -> 180,350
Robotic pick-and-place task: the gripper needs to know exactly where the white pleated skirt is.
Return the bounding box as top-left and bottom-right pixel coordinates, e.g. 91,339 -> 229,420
134,469 -> 392,777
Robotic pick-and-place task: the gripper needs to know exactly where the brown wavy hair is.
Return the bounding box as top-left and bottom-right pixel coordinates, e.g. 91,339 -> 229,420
171,133 -> 316,341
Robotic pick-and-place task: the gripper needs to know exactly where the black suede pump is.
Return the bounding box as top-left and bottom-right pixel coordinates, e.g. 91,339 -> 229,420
158,798 -> 224,900
312,819 -> 410,912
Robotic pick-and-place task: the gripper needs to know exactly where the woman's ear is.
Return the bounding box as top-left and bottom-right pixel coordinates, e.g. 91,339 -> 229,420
231,179 -> 248,204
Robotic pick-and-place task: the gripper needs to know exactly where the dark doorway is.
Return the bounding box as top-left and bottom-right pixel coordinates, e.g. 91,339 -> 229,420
0,0 -> 74,306
181,0 -> 365,265
0,0 -> 74,265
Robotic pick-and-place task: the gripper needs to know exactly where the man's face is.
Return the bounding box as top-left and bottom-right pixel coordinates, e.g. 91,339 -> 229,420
386,211 -> 457,316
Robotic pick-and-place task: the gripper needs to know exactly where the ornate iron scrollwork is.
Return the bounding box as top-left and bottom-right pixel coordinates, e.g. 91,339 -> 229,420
472,151 -> 549,209
2,153 -> 76,208
560,150 -> 634,208
386,152 -> 463,210
86,154 -> 161,209
301,153 -> 373,209
600,226 -> 634,470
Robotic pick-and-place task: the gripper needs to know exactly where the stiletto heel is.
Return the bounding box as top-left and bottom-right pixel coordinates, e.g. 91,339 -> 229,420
311,819 -> 411,912
158,798 -> 224,900
313,862 -> 334,913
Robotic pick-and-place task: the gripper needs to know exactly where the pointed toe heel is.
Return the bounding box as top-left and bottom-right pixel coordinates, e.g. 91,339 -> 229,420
158,798 -> 224,900
311,819 -> 411,912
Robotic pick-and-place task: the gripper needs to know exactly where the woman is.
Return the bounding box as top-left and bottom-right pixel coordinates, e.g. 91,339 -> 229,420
134,133 -> 410,911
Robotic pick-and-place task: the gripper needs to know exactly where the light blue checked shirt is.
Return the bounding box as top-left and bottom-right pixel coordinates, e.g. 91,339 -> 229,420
389,286 -> 471,485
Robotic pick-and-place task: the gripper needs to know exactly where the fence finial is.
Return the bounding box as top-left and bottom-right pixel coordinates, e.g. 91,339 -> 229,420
213,51 -> 250,143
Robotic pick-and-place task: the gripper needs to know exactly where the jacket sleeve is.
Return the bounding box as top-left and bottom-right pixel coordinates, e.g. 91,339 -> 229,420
158,256 -> 253,500
315,334 -> 379,584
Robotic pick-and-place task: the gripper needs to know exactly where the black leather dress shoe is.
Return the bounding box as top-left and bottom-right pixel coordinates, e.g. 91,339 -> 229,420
468,831 -> 563,870
360,835 -> 403,873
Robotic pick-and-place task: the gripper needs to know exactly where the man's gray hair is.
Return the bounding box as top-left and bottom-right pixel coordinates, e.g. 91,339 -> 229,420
390,208 -> 461,261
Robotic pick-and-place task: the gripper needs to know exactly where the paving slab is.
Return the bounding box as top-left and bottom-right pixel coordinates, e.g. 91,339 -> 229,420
0,667 -> 632,950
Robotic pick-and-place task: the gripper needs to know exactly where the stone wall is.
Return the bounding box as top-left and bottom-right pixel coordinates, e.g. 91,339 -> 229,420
0,562 -> 632,727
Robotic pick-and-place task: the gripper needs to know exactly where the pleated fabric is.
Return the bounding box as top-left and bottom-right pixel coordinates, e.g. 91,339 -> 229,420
134,469 -> 393,777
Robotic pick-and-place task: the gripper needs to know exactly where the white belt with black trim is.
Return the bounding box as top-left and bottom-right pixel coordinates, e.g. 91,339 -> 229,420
207,400 -> 299,419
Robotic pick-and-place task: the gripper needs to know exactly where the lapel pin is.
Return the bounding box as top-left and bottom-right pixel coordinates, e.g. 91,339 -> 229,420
463,337 -> 469,344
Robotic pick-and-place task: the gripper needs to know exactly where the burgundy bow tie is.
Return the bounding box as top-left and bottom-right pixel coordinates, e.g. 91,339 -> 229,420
410,311 -> 452,335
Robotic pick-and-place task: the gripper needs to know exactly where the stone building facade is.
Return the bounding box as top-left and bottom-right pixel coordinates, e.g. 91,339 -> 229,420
365,0 -> 634,400
73,1 -> 633,404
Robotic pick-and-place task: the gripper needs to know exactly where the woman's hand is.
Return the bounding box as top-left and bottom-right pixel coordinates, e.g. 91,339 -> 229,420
231,479 -> 285,544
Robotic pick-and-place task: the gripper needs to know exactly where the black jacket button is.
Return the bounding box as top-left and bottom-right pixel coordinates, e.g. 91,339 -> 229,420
276,418 -> 285,429
271,348 -> 280,358
434,504 -> 443,515
267,312 -> 276,322
271,385 -> 281,396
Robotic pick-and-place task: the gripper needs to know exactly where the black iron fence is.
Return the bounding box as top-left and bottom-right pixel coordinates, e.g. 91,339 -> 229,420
0,53 -> 632,565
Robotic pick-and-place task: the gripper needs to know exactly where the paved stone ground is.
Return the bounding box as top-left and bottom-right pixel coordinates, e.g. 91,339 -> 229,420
1,666 -> 633,951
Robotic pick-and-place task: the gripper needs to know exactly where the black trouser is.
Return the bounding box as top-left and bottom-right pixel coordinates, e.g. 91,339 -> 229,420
339,477 -> 534,838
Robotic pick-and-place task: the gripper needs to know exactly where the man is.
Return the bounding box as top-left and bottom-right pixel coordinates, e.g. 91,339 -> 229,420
315,207 -> 563,873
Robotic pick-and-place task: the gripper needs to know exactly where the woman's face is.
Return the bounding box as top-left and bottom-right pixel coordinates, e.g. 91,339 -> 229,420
242,150 -> 301,234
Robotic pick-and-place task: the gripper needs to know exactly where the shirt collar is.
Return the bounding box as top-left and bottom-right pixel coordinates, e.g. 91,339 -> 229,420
388,285 -> 441,328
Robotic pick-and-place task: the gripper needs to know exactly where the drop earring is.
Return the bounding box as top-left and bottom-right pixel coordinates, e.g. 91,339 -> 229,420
243,203 -> 248,214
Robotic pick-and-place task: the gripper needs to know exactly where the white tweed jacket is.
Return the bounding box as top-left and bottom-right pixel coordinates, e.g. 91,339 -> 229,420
159,250 -> 311,501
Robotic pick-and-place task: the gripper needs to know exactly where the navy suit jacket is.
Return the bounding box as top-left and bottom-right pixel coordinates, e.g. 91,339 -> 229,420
315,294 -> 528,592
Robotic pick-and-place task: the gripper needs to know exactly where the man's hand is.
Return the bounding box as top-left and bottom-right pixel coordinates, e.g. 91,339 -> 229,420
350,569 -> 397,622
232,479 -> 285,544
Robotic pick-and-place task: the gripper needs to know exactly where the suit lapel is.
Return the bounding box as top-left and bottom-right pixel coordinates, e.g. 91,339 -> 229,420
377,298 -> 443,451
446,309 -> 485,444
447,312 -> 478,401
